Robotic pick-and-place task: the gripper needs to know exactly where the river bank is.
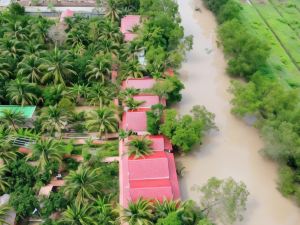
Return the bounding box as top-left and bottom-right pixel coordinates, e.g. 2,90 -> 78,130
176,0 -> 300,224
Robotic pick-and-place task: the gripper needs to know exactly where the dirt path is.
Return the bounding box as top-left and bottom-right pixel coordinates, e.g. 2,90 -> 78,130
177,0 -> 300,224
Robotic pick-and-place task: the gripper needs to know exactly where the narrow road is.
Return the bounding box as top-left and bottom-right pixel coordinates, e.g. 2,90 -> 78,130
177,0 -> 300,224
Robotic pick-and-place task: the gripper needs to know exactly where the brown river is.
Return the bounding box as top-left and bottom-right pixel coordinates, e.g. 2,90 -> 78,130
177,0 -> 300,224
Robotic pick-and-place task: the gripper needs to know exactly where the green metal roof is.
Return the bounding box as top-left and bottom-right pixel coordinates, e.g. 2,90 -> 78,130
0,105 -> 36,119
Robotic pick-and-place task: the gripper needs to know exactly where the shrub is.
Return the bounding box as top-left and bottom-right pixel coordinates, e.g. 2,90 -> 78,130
278,166 -> 296,196
146,104 -> 164,135
10,186 -> 39,220
58,98 -> 75,112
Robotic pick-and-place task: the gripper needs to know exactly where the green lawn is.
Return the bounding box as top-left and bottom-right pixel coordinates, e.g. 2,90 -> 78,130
238,0 -> 300,86
269,0 -> 300,37
252,0 -> 300,69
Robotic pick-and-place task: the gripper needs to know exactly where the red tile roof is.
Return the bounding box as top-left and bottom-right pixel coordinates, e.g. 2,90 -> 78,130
121,15 -> 141,42
60,9 -> 74,22
121,109 -> 149,133
119,140 -> 180,207
122,78 -> 156,90
133,95 -> 160,108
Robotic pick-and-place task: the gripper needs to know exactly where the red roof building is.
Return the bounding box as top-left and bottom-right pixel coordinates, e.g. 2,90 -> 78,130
121,15 -> 141,42
60,9 -> 74,22
122,78 -> 156,90
123,94 -> 166,109
121,109 -> 148,134
119,140 -> 180,207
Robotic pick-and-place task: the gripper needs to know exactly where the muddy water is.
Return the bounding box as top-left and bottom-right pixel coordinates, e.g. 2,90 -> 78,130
177,0 -> 300,224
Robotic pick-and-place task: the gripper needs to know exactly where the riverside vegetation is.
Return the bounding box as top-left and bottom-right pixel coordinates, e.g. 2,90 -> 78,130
203,0 -> 300,205
0,1 -> 249,224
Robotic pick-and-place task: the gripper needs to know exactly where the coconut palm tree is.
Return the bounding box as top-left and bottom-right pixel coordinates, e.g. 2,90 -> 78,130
126,136 -> 153,159
85,107 -> 118,138
4,21 -> 29,41
154,199 -> 182,219
99,19 -> 122,43
121,198 -> 154,225
67,84 -> 88,104
63,165 -> 102,204
39,47 -> 77,85
86,84 -> 115,107
118,88 -> 140,101
125,97 -> 145,110
98,39 -> 119,56
105,0 -> 121,22
0,142 -> 16,164
39,105 -> 69,136
27,138 -> 63,172
0,38 -> 24,59
0,59 -> 11,80
121,59 -> 144,79
17,55 -> 42,83
86,54 -> 112,83
23,40 -> 43,57
59,202 -> 96,225
6,77 -> 38,106
0,204 -> 11,225
0,109 -> 26,131
93,196 -> 117,224
0,165 -> 9,192
66,27 -> 89,47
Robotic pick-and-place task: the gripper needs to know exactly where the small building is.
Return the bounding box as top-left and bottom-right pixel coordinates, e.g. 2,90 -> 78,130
0,105 -> 36,119
131,94 -> 165,109
60,9 -> 74,22
120,15 -> 141,42
119,141 -> 179,207
121,109 -> 148,134
122,78 -> 156,90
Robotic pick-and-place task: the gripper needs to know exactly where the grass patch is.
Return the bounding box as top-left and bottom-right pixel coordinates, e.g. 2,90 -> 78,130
238,0 -> 300,86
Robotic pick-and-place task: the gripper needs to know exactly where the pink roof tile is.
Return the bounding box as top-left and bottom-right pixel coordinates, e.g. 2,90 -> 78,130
133,95 -> 161,108
121,15 -> 141,42
128,157 -> 169,180
130,186 -> 173,201
60,9 -> 74,22
122,109 -> 148,132
122,78 -> 156,90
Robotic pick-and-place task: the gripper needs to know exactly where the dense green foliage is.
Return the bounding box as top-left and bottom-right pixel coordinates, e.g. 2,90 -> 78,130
205,0 -> 300,203
146,104 -> 164,135
160,106 -> 216,152
193,177 -> 249,225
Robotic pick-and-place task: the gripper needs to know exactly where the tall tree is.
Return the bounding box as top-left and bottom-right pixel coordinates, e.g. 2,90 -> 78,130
86,54 -> 112,83
17,55 -> 42,83
120,59 -> 144,79
28,138 -> 63,172
39,105 -> 69,136
121,198 -> 154,225
193,177 -> 249,225
0,109 -> 26,131
105,0 -> 121,22
0,142 -> 16,165
39,47 -> 77,85
63,165 -> 102,204
126,136 -> 153,159
85,107 -> 118,138
59,203 -> 96,225
6,77 -> 38,106
86,84 -> 115,107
